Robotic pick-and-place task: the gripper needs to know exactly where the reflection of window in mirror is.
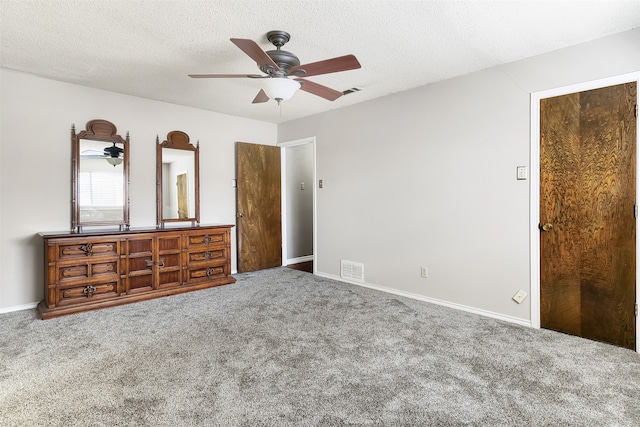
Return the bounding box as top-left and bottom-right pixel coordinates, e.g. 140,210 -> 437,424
161,148 -> 195,220
78,139 -> 125,222
72,119 -> 130,233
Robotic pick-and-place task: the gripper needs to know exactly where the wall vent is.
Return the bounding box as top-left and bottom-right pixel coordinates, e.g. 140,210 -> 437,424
342,87 -> 362,95
341,260 -> 364,283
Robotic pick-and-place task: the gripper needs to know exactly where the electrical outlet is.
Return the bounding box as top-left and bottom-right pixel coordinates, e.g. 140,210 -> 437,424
512,290 -> 527,304
421,266 -> 428,278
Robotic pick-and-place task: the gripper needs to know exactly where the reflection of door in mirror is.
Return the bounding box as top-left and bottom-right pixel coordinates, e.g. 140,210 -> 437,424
78,139 -> 125,223
177,174 -> 188,219
156,130 -> 200,227
161,148 -> 195,220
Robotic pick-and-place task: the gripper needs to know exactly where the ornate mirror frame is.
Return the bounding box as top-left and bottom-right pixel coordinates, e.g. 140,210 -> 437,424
156,131 -> 200,228
72,119 -> 130,233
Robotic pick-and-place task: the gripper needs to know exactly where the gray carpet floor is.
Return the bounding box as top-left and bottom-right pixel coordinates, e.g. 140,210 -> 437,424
1,267 -> 639,426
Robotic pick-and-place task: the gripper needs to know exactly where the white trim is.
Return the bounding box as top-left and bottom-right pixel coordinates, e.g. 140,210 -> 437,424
284,255 -> 314,266
0,302 -> 39,314
316,272 -> 532,328
278,136 -> 317,274
530,71 -> 640,351
277,137 -> 315,148
280,146 -> 288,265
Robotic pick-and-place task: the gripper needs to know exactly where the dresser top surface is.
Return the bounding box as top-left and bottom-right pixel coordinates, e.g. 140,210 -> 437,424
39,224 -> 235,239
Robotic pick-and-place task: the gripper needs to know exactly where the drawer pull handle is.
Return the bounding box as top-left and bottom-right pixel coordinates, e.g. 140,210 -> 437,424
145,259 -> 165,268
203,235 -> 212,244
83,285 -> 97,297
79,243 -> 93,256
206,267 -> 215,277
204,251 -> 212,260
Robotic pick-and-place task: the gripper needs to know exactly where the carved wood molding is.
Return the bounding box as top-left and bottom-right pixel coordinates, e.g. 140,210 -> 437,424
161,130 -> 198,150
76,119 -> 128,144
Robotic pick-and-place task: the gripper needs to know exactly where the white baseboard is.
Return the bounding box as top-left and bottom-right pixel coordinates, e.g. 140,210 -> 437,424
315,272 -> 532,328
1,276 -> 532,328
283,255 -> 313,266
0,302 -> 39,314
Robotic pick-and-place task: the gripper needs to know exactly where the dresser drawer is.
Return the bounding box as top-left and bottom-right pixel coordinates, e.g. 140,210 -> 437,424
57,260 -> 119,284
185,262 -> 229,283
187,247 -> 227,264
186,230 -> 227,248
56,240 -> 119,261
57,281 -> 119,306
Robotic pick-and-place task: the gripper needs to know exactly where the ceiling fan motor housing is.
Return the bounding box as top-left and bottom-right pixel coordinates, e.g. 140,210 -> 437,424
261,31 -> 301,76
263,50 -> 300,75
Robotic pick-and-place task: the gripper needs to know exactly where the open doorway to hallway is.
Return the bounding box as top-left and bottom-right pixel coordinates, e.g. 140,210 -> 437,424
279,137 -> 316,274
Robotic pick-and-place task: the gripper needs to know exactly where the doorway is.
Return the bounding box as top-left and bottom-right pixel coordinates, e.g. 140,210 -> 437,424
235,139 -> 316,274
279,137 -> 316,274
531,73 -> 639,350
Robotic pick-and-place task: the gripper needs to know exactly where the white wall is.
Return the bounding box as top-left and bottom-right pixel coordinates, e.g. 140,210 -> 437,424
278,28 -> 640,324
0,69 -> 276,310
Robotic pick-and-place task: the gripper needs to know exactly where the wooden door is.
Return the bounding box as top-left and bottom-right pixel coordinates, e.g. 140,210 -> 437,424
236,142 -> 282,272
540,82 -> 636,349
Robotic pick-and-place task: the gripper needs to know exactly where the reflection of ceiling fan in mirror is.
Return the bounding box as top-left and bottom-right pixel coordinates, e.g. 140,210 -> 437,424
189,30 -> 361,104
79,141 -> 123,167
103,142 -> 124,167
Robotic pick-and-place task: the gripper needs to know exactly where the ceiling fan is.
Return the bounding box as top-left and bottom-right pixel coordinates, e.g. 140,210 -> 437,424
189,30 -> 361,104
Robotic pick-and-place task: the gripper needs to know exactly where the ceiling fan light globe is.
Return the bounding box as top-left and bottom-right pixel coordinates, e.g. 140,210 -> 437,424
262,78 -> 300,102
106,157 -> 123,167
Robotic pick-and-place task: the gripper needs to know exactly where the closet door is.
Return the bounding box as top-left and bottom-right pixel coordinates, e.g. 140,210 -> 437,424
540,82 -> 636,349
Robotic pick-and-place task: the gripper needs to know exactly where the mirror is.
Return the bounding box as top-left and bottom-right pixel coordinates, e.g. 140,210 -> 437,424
72,120 -> 130,233
156,131 -> 200,227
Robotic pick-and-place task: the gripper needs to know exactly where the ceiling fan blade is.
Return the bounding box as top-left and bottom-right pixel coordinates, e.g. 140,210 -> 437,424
189,73 -> 265,79
291,54 -> 361,77
252,89 -> 270,104
295,78 -> 343,101
230,38 -> 280,71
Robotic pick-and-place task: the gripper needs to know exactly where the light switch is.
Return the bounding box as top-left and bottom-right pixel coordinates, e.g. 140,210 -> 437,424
516,166 -> 528,180
301,182 -> 305,190
319,179 -> 323,188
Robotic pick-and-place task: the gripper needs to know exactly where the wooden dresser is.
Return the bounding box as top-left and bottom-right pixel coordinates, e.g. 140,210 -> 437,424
37,224 -> 235,319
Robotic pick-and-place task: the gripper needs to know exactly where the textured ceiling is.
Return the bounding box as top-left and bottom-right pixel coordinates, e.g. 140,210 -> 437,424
2,0 -> 640,124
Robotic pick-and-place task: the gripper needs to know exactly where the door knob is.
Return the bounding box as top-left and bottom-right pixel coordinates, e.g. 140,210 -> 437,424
540,223 -> 553,232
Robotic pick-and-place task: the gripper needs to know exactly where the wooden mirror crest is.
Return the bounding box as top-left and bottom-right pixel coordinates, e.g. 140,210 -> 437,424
156,130 -> 200,228
72,119 -> 130,233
